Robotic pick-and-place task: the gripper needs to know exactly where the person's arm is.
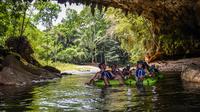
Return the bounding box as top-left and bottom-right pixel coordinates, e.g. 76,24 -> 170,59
144,69 -> 149,76
86,72 -> 100,85
129,70 -> 133,76
118,69 -> 123,77
91,72 -> 101,80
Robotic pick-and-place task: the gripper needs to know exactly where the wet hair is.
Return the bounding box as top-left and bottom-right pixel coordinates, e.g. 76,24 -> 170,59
98,62 -> 105,69
151,64 -> 155,68
137,60 -> 143,64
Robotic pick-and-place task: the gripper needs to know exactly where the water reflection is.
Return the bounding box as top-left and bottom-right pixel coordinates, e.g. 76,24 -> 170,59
136,82 -> 146,95
182,81 -> 200,90
1,74 -> 200,111
0,85 -> 34,112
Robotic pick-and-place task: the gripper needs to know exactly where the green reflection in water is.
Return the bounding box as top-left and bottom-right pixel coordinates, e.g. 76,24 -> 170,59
26,74 -> 156,112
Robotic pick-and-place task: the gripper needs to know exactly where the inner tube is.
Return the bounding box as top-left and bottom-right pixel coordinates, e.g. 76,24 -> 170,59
94,73 -> 164,87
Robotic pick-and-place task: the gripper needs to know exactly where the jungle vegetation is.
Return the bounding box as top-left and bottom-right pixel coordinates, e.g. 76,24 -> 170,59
1,0 -> 199,66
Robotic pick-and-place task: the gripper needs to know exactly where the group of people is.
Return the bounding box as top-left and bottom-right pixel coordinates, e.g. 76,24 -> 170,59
85,60 -> 159,86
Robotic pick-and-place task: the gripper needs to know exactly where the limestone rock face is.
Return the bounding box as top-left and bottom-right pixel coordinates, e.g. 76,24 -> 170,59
181,64 -> 200,83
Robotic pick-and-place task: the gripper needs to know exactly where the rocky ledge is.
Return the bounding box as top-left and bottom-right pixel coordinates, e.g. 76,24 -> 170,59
0,36 -> 61,86
151,57 -> 200,72
0,55 -> 61,85
181,64 -> 200,83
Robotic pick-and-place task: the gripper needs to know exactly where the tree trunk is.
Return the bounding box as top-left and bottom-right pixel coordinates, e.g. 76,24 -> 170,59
20,6 -> 27,37
94,48 -> 97,63
91,54 -> 94,63
100,52 -> 103,63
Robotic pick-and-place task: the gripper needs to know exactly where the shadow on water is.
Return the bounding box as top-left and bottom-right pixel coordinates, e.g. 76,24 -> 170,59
0,85 -> 34,112
1,73 -> 200,111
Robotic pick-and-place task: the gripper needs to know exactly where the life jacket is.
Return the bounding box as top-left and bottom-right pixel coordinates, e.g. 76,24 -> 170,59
136,68 -> 145,78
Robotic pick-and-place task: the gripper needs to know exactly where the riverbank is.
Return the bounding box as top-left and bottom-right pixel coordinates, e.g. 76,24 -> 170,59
49,62 -> 99,74
2,53 -> 200,86
150,57 -> 200,84
151,57 -> 200,72
60,57 -> 200,75
61,65 -> 99,75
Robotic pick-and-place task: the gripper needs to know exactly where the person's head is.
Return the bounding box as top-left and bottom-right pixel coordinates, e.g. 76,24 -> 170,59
111,64 -> 117,69
98,63 -> 106,69
137,61 -> 143,69
137,63 -> 143,68
151,64 -> 155,68
126,64 -> 130,70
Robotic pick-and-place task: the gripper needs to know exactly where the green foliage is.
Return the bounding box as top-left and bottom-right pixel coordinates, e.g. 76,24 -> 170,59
31,7 -> 128,65
0,0 -> 31,44
33,0 -> 61,30
1,0 -> 199,67
106,8 -> 152,63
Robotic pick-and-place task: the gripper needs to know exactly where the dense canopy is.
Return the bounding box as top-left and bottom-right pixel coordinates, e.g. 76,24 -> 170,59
1,0 -> 200,65
49,0 -> 200,38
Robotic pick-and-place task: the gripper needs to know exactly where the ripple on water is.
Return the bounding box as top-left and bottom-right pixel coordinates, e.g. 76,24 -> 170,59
1,74 -> 200,112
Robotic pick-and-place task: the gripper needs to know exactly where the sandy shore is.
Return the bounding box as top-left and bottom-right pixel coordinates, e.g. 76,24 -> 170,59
62,65 -> 99,75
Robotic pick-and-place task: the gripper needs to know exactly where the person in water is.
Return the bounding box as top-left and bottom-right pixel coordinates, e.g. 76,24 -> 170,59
149,64 -> 159,77
122,64 -> 132,78
135,61 -> 146,81
111,64 -> 123,77
86,63 -> 124,86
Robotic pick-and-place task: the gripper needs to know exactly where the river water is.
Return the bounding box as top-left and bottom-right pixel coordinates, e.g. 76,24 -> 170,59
1,73 -> 200,112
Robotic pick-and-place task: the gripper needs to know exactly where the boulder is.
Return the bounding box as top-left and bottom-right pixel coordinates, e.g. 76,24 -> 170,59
181,64 -> 200,83
60,72 -> 72,76
0,55 -> 59,85
42,66 -> 61,74
0,66 -> 33,85
42,65 -> 62,77
0,64 -> 4,71
0,46 -> 10,58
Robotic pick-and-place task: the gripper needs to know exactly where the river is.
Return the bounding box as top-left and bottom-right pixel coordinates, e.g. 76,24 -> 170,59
1,73 -> 200,112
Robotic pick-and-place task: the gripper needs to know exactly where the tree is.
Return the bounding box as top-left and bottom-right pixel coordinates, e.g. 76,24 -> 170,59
33,1 -> 61,30
77,7 -> 109,63
106,8 -> 153,63
0,0 -> 32,38
33,1 -> 61,64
